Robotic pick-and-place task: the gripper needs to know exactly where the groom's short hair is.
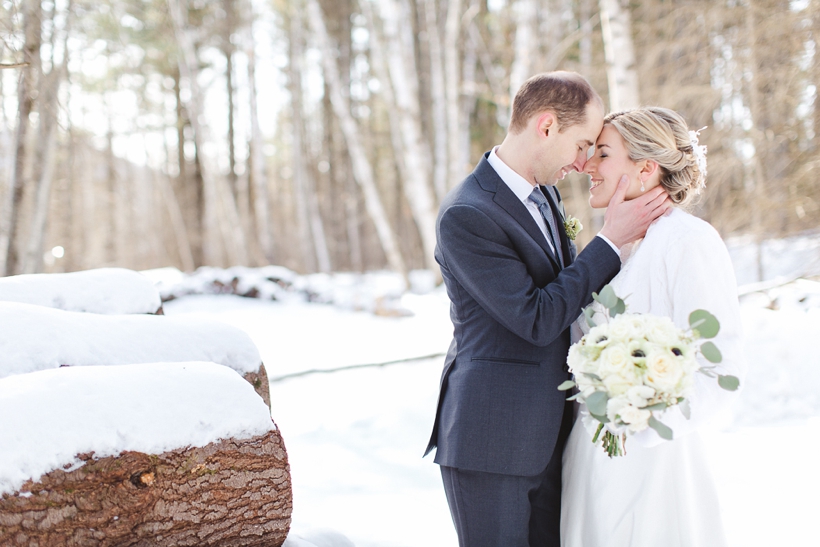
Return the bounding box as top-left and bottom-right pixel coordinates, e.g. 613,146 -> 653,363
509,72 -> 603,134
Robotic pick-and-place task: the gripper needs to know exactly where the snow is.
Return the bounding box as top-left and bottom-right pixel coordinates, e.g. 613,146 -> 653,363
0,301 -> 263,378
0,268 -> 161,314
0,362 -> 274,496
162,275 -> 820,547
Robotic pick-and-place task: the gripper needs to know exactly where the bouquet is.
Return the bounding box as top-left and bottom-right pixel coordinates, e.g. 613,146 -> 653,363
559,285 -> 739,457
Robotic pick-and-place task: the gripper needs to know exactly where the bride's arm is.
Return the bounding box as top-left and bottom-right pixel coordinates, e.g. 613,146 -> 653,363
632,223 -> 747,447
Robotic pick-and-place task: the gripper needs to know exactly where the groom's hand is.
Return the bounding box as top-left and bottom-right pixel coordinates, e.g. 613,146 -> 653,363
599,175 -> 671,249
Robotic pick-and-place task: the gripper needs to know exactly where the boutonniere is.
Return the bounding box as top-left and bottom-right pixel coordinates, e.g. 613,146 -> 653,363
563,215 -> 583,241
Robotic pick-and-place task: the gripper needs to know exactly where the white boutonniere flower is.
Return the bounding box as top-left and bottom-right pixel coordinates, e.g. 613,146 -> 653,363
564,215 -> 583,241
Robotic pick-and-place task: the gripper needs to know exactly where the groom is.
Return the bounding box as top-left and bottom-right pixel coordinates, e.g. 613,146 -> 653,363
424,71 -> 670,546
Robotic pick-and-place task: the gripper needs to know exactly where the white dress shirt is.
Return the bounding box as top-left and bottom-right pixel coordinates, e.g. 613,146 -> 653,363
487,146 -> 620,257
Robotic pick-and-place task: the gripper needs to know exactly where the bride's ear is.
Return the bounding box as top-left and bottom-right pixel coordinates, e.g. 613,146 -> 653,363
639,159 -> 660,181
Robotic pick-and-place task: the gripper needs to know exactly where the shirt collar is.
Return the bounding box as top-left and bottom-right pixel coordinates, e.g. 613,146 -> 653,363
487,146 -> 538,204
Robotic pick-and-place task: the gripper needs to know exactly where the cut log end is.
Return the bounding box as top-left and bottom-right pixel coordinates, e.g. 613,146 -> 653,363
244,363 -> 271,410
0,429 -> 292,547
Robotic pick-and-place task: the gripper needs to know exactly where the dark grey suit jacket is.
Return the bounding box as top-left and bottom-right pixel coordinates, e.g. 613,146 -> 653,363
425,153 -> 620,477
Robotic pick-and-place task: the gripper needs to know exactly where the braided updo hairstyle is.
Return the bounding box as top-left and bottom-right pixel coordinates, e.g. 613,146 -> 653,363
604,107 -> 706,207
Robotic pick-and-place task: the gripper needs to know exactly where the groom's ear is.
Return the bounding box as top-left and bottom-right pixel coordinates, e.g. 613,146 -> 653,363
535,111 -> 558,138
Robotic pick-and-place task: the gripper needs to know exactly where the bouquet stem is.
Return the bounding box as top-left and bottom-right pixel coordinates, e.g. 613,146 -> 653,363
599,430 -> 627,458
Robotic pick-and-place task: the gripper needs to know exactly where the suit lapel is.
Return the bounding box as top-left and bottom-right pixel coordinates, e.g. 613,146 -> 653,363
474,155 -> 561,272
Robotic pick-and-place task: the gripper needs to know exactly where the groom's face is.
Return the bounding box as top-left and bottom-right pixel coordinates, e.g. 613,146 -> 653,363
536,102 -> 604,185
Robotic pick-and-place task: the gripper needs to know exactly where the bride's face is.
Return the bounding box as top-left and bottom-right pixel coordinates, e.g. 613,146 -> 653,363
584,125 -> 646,208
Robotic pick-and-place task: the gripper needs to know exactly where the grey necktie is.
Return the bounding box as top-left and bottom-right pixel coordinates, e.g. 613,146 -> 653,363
528,186 -> 564,268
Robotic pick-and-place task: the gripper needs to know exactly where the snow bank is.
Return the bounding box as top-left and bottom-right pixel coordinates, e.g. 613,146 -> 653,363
0,301 -> 263,378
0,362 -> 275,496
0,268 -> 161,314
150,266 -> 438,315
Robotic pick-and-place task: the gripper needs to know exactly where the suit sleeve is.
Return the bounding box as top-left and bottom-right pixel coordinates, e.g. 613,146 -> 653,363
437,203 -> 621,347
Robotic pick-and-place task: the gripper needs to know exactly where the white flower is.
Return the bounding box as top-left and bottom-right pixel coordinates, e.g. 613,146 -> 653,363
606,395 -> 629,423
618,404 -> 652,433
602,373 -> 636,397
645,347 -> 686,393
607,314 -> 642,342
643,316 -> 682,346
626,385 -> 656,408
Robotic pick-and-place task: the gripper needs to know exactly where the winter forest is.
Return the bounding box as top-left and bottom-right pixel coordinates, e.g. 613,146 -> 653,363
0,0 -> 818,278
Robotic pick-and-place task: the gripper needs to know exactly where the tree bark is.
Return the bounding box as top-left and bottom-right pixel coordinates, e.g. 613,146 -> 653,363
306,0 -> 407,276
0,0 -> 41,276
421,0 -> 449,203
0,430 -> 291,547
509,0 -> 536,107
445,0 -> 464,184
599,0 -> 640,111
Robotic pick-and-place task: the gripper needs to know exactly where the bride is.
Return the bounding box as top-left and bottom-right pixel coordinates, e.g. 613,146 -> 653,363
560,107 -> 747,546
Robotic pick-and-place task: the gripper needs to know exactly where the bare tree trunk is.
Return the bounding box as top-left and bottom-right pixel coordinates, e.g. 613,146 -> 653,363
367,0 -> 438,272
306,0 -> 407,276
155,171 -> 196,271
445,0 -> 464,185
422,0 -> 449,202
599,0 -> 640,111
244,3 -> 273,263
167,0 -> 249,267
509,0 -> 537,107
0,0 -> 40,275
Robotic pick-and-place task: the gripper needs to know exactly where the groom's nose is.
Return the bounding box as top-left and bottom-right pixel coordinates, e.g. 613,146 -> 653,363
571,150 -> 587,172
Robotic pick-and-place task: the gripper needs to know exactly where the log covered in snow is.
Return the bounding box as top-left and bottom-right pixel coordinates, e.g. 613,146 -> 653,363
0,268 -> 163,315
0,363 -> 291,546
0,301 -> 271,408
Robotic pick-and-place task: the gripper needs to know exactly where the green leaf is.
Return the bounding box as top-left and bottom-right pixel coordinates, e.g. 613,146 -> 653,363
648,415 -> 674,440
718,374 -> 740,391
557,380 -> 576,391
583,372 -> 602,382
644,402 -> 668,411
586,391 -> 609,416
589,412 -> 610,424
584,306 -> 597,328
593,284 -> 619,310
689,310 -> 720,339
610,298 -> 626,317
566,392 -> 583,401
700,341 -> 723,363
679,398 -> 691,420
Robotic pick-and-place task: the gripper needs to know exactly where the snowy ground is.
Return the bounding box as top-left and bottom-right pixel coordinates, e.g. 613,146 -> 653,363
163,274 -> 820,547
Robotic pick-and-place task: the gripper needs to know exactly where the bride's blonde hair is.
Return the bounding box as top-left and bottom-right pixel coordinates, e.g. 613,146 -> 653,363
604,107 -> 705,207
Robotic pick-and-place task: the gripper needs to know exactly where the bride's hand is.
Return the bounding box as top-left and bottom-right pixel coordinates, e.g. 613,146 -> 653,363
599,175 -> 671,249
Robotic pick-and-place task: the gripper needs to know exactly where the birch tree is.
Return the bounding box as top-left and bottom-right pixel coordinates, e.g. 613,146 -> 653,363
306,0 -> 407,276
599,0 -> 640,111
367,0 -> 438,272
167,0 -> 249,266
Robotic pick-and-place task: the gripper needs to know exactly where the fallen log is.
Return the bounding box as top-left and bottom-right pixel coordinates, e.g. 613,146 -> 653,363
0,363 -> 291,546
0,268 -> 162,314
0,302 -> 270,408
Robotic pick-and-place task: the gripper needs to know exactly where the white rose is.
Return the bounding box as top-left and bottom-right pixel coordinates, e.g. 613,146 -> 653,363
606,395 -> 629,423
645,347 -> 686,394
598,343 -> 640,382
618,404 -> 652,433
607,314 -> 641,342
644,316 -> 682,346
626,385 -> 656,408
602,373 -> 635,397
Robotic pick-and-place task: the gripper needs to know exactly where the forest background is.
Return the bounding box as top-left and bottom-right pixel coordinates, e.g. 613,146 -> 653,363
0,0 -> 816,280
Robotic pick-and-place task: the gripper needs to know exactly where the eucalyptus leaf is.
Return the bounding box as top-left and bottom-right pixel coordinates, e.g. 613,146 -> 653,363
611,298 -> 626,317
557,380 -> 576,391
718,374 -> 740,391
700,341 -> 723,363
648,415 -> 674,440
589,412 -> 610,424
644,402 -> 668,411
688,310 -> 720,338
699,369 -> 716,378
680,398 -> 692,420
586,391 -> 609,416
593,284 -> 619,310
584,306 -> 597,328
566,392 -> 583,401
583,372 -> 602,382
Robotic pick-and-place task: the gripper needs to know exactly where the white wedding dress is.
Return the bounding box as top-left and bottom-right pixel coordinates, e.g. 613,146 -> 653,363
560,208 -> 747,547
